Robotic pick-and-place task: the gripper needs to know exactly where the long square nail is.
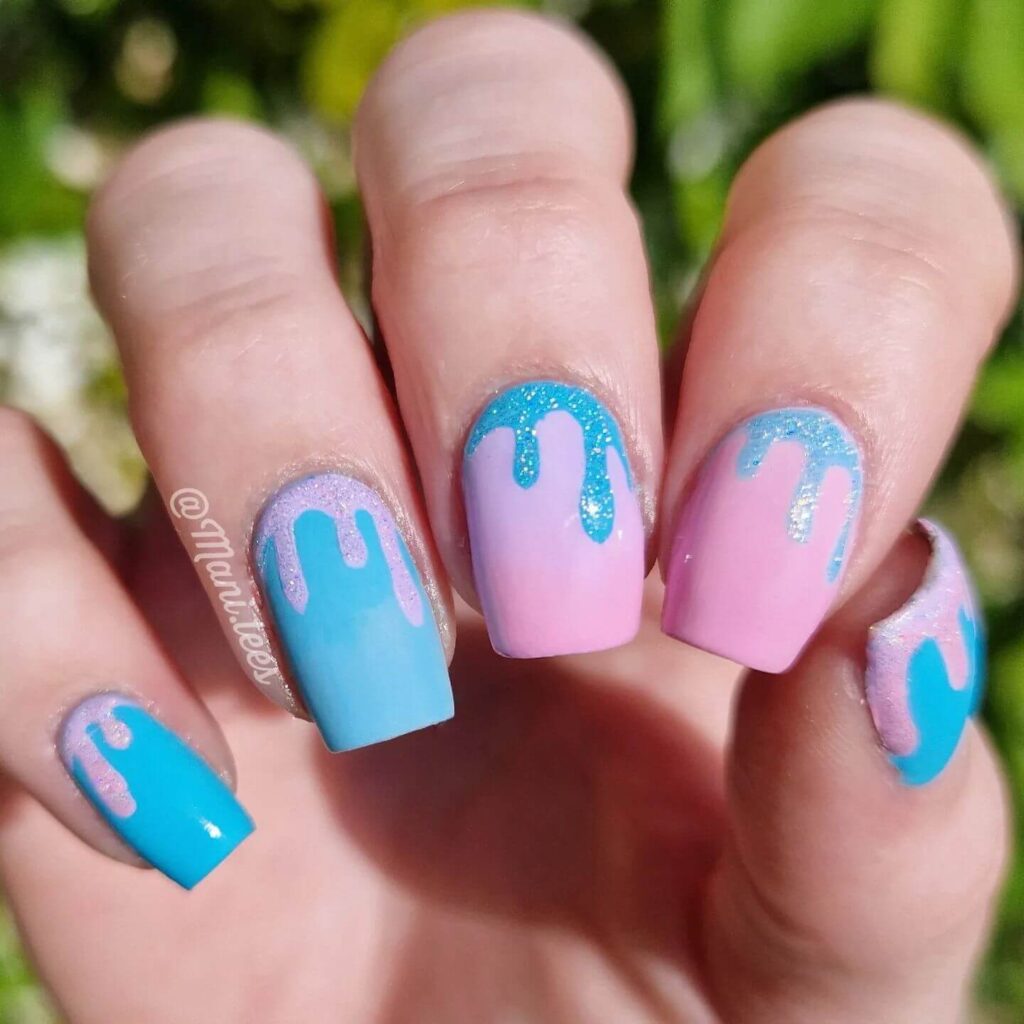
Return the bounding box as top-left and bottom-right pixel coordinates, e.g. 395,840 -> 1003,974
60,694 -> 254,889
253,473 -> 453,751
662,406 -> 863,672
866,520 -> 984,786
462,380 -> 644,658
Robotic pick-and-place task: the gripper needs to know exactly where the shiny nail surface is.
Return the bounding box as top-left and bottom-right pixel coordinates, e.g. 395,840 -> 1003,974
254,473 -> 453,751
866,520 -> 984,786
60,694 -> 253,889
662,407 -> 863,672
462,381 -> 644,658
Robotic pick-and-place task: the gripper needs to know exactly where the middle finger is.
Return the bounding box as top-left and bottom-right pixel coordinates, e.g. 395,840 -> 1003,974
355,10 -> 662,659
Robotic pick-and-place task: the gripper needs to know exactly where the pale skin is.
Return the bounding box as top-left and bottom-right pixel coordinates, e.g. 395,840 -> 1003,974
0,9 -> 1019,1023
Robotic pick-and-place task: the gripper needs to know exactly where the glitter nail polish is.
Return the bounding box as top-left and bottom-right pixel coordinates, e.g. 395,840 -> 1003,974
462,380 -> 644,658
253,474 -> 453,752
866,520 -> 984,786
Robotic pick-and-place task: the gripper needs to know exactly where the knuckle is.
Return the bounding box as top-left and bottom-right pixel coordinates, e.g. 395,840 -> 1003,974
90,118 -> 306,228
357,11 -> 631,193
87,118 -> 328,366
738,98 -> 1018,322
0,408 -> 68,495
0,406 -> 47,456
367,8 -> 617,113
717,208 -> 974,387
0,412 -> 79,545
0,516 -> 78,585
142,257 -> 313,363
381,171 -> 630,298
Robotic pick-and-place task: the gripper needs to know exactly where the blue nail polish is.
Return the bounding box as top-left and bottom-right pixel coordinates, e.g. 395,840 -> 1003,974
60,694 -> 254,889
866,520 -> 985,786
889,609 -> 984,785
253,474 -> 453,752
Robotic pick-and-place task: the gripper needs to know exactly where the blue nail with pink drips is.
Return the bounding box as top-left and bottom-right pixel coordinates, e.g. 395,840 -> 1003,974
253,473 -> 453,752
60,694 -> 253,888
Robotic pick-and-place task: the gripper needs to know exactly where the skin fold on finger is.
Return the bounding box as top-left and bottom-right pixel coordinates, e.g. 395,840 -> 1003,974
0,409 -> 252,889
86,120 -> 455,752
702,525 -> 1008,1024
659,98 -> 1019,674
355,10 -> 663,659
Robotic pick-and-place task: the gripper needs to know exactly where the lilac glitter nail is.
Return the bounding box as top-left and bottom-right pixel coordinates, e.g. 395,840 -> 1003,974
866,519 -> 977,757
253,474 -> 424,626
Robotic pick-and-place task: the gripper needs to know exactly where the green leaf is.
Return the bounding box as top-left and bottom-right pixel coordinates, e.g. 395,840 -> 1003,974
201,70 -> 262,119
962,0 -> 1024,131
659,0 -> 717,136
870,0 -> 959,110
972,349 -> 1024,435
961,0 -> 1024,201
722,0 -> 876,101
0,92 -> 85,240
672,168 -> 728,258
302,1 -> 403,123
302,0 -> 526,124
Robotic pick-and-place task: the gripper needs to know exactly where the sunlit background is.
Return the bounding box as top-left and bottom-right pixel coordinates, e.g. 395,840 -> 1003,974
1,0 -> 1023,1020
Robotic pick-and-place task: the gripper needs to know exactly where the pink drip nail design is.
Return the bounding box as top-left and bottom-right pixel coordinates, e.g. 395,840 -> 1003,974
61,694 -> 136,818
254,474 -> 423,626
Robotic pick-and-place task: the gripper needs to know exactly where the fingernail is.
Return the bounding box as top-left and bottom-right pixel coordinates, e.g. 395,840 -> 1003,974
662,406 -> 863,672
60,694 -> 253,889
866,520 -> 984,786
462,380 -> 644,658
253,473 -> 453,751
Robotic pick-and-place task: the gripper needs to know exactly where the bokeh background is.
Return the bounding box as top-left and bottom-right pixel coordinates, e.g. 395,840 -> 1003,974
1,0 -> 1022,1020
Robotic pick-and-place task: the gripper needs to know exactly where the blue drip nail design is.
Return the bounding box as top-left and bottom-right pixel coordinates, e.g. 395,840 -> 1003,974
62,695 -> 253,889
465,381 -> 632,544
736,407 -> 862,580
259,508 -> 453,752
891,608 -> 985,786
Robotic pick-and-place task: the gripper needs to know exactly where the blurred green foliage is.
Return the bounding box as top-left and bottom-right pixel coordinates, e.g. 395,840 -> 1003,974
1,0 -> 1023,1019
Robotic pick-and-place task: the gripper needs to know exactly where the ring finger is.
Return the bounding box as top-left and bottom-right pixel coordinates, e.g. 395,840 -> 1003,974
86,121 -> 454,753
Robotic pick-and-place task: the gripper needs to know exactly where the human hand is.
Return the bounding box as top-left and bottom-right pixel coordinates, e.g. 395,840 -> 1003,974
0,11 -> 1017,1023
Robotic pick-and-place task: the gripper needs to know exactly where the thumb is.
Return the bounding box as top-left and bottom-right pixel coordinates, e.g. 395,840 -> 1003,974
702,520 -> 1007,1024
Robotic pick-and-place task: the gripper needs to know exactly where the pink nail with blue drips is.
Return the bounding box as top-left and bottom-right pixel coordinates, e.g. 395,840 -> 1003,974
462,381 -> 644,658
866,520 -> 984,786
662,407 -> 863,672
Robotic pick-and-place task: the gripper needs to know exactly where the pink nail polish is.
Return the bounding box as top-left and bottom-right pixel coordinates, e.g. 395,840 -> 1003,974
462,381 -> 644,658
662,407 -> 863,672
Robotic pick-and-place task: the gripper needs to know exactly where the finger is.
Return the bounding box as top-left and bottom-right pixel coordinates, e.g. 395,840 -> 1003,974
0,409 -> 252,889
86,120 -> 454,752
354,10 -> 660,658
660,99 -> 1018,671
703,521 -> 1005,1023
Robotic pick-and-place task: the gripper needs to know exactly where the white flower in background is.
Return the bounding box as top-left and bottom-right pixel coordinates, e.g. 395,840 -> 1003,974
0,236 -> 145,513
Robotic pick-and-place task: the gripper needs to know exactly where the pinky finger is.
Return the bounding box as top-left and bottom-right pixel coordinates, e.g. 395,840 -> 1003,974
0,410 -> 253,889
704,521 -> 1005,1023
